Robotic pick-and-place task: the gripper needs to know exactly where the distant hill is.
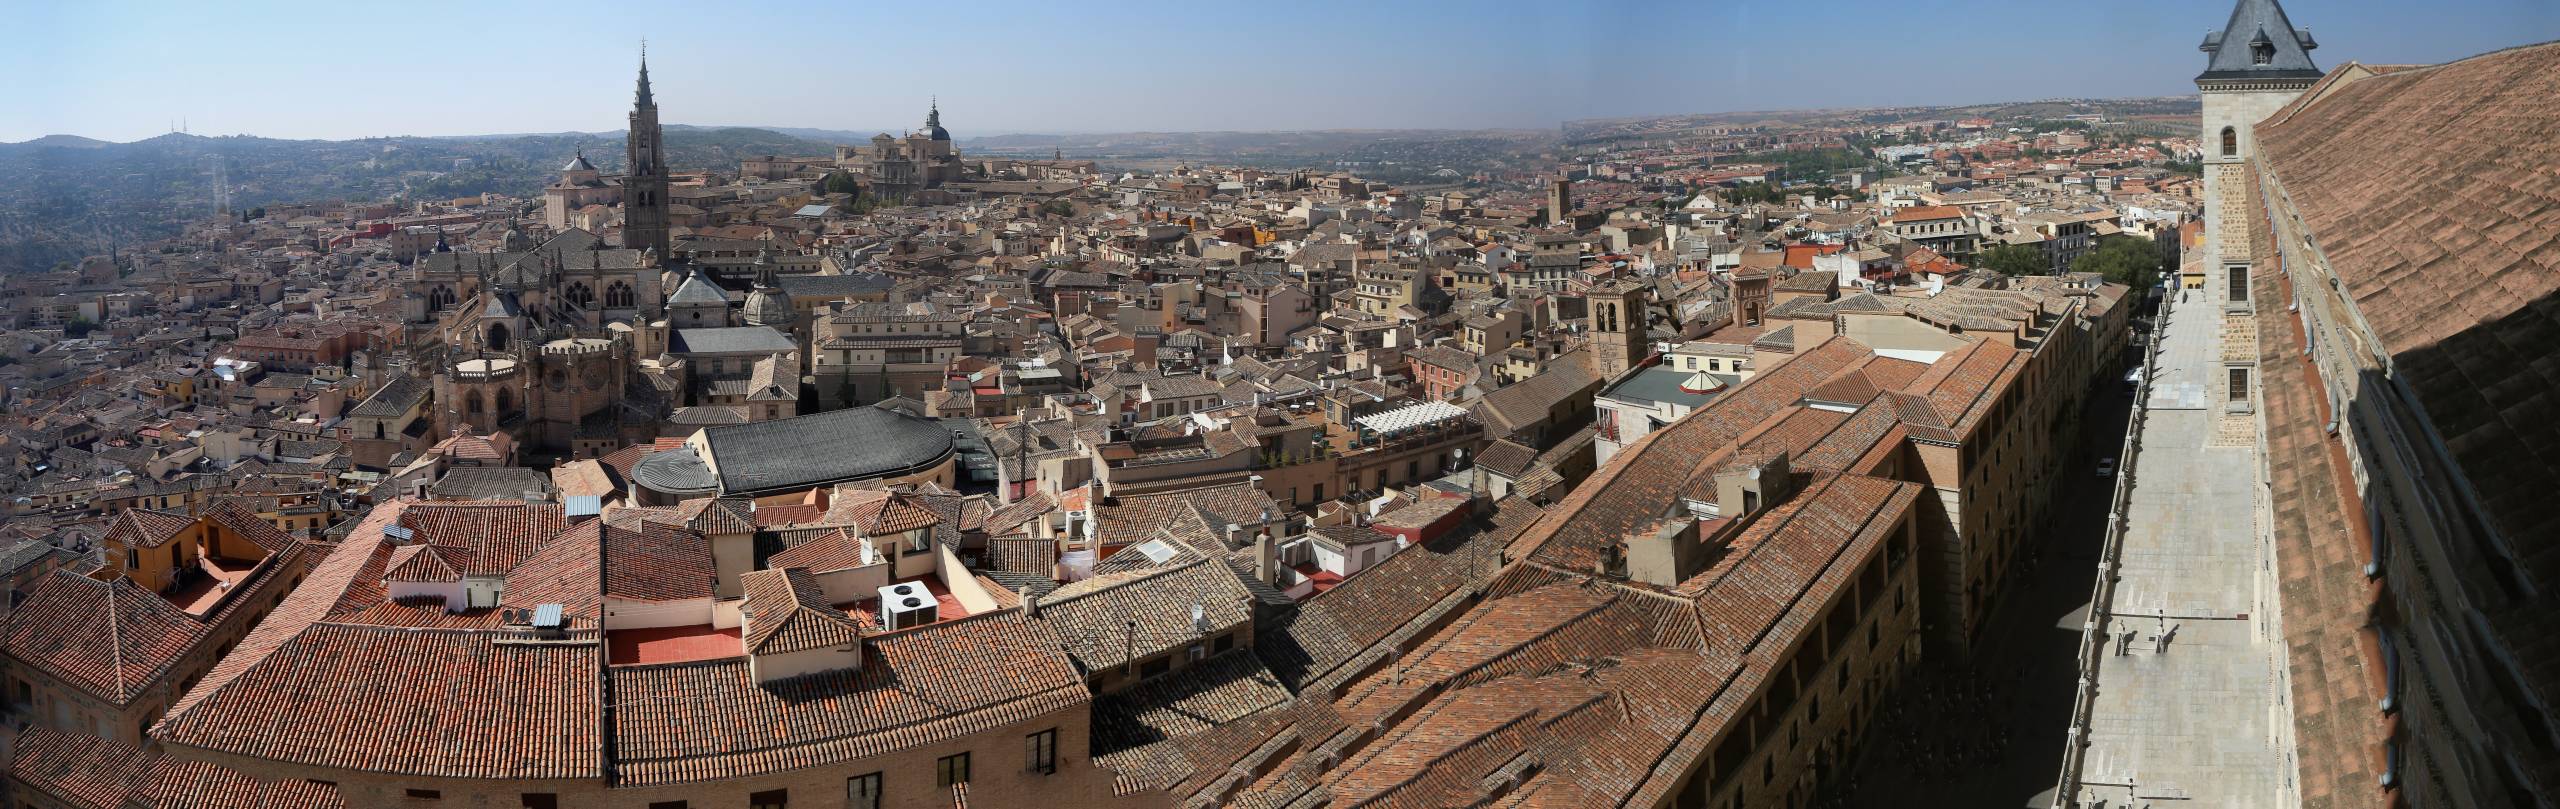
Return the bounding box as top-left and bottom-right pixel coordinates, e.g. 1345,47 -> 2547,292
0,126 -> 833,273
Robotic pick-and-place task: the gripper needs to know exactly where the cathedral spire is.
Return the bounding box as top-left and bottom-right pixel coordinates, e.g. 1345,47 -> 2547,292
926,97 -> 940,129
635,41 -> 656,109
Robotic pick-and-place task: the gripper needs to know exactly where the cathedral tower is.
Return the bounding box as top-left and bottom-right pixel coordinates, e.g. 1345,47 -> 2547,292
625,50 -> 673,259
2196,0 -> 2318,302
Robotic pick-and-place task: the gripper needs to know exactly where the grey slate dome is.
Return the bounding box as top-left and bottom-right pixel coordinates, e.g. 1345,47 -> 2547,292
631,446 -> 718,497
562,151 -> 597,173
743,283 -> 790,328
922,102 -> 950,141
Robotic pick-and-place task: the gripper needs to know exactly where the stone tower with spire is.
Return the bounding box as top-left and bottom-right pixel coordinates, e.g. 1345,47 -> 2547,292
2196,0 -> 2319,303
624,47 -> 673,260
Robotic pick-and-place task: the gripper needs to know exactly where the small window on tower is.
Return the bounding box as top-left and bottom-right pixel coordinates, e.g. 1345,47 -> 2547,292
2251,39 -> 2275,65
2220,127 -> 2239,158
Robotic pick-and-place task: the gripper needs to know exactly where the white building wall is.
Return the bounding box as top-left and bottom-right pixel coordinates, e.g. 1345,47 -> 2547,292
602,596 -> 716,630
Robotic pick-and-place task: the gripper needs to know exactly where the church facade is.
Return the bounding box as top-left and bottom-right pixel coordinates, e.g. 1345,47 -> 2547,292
833,102 -> 966,200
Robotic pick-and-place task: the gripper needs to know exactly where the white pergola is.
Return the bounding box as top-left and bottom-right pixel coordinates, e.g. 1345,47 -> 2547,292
1353,400 -> 1469,435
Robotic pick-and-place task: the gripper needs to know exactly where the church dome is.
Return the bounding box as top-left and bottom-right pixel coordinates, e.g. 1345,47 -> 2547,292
744,284 -> 791,329
923,102 -> 951,141
562,151 -> 597,173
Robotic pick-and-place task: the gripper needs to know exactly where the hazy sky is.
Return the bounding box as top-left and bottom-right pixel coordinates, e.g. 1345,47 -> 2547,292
7,0 -> 2553,142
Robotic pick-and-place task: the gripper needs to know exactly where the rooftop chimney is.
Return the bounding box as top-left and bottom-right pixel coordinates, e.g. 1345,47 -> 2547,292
1254,527 -> 1280,585
1624,507 -> 1706,587
1715,449 -> 1793,523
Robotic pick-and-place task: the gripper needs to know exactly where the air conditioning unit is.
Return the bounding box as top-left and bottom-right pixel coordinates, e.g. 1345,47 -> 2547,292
878,583 -> 936,631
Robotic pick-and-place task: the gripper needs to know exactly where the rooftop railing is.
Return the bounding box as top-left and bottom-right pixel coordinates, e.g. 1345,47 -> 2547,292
2053,288 -> 2168,807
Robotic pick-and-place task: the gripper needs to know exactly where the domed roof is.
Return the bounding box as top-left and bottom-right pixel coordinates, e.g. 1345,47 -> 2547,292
631,446 -> 718,496
562,151 -> 597,173
923,102 -> 951,141
743,284 -> 791,328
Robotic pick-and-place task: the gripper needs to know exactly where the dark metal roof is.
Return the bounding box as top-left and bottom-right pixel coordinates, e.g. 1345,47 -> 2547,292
697,407 -> 956,495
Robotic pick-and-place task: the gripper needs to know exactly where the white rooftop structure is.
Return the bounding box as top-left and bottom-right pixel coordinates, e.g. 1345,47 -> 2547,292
1353,400 -> 1469,435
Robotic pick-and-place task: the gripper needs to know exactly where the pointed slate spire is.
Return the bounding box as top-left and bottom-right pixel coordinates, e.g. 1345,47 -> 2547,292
2198,0 -> 2320,81
635,41 -> 656,109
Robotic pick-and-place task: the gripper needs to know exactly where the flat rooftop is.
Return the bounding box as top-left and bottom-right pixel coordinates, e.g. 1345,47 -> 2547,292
169,556 -> 259,617
608,625 -> 744,666
2073,293 -> 2288,807
1603,365 -> 1735,408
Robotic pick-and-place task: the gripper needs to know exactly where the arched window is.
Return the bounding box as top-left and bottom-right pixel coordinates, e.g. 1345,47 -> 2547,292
495,387 -> 513,415
2220,127 -> 2238,158
429,286 -> 456,312
485,323 -> 510,352
605,281 -> 634,309
567,283 -> 594,307
464,390 -> 484,415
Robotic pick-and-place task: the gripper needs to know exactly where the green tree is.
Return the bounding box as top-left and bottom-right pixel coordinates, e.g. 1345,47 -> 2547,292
1040,199 -> 1076,218
1978,244 -> 2048,277
820,172 -> 862,196
2072,236 -> 2166,289
63,319 -> 100,338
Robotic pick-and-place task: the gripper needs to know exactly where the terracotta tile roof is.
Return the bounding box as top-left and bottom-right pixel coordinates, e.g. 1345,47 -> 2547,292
500,526 -> 603,620
1090,482 -> 1277,549
2255,242 -> 2391,808
679,497 -> 757,535
395,500 -> 569,576
986,536 -> 1055,576
1037,557 -> 1253,673
162,502 -> 410,728
1471,350 -> 1599,437
607,612 -> 1090,785
1258,500 -> 1529,691
203,500 -> 303,555
2257,41 -> 2560,580
1473,438 -> 1539,478
129,758 -> 347,808
980,492 -> 1054,539
828,490 -> 943,537
2,571 -> 207,704
741,567 -> 863,655
102,507 -> 193,549
600,520 -> 715,602
1091,649 -> 1293,758
1523,336 -> 1874,571
749,503 -> 822,528
9,725 -> 148,809
153,622 -> 604,780
1888,204 -> 1966,222
767,527 -> 874,573
381,543 -> 465,583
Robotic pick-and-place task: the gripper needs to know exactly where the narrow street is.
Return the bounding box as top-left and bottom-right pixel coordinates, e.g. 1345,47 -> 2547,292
1821,308 -> 2150,809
